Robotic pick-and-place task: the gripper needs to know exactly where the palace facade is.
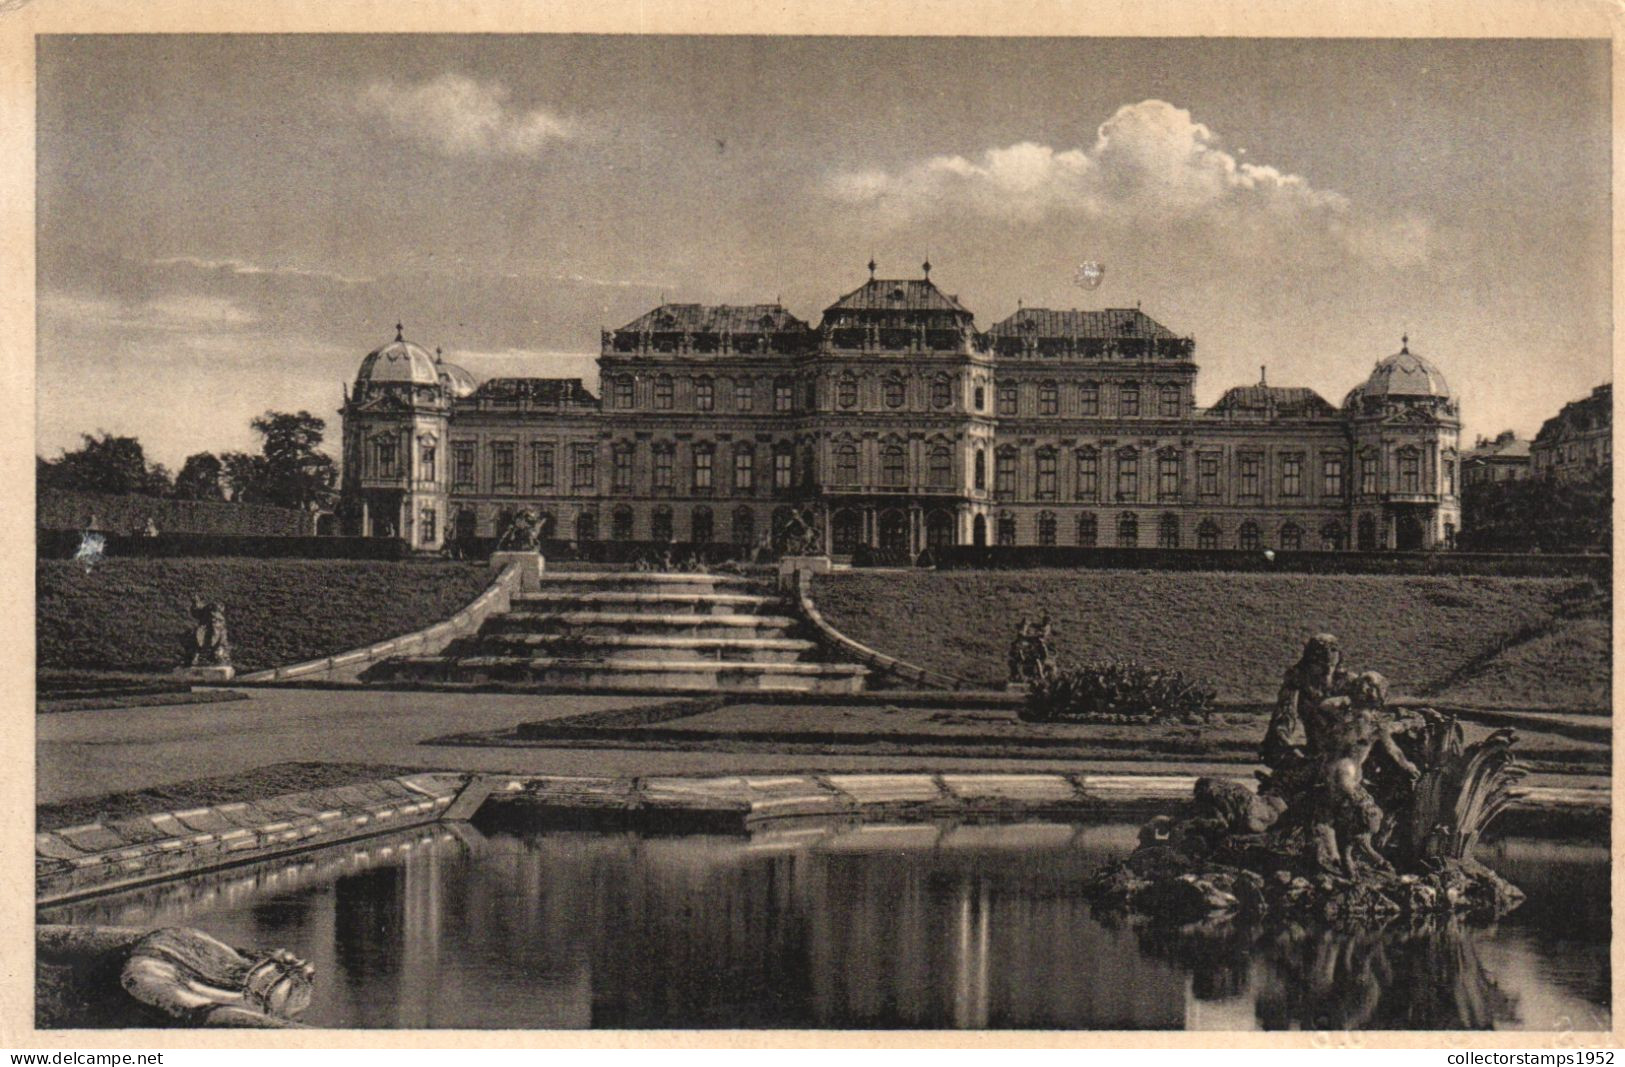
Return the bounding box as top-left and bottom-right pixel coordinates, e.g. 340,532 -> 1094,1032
339,263 -> 1462,557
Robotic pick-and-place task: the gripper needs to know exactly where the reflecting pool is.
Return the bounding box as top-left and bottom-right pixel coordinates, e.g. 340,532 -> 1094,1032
40,821 -> 1609,1030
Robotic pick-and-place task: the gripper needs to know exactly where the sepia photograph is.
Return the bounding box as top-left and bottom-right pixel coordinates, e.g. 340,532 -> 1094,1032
24,22 -> 1614,1039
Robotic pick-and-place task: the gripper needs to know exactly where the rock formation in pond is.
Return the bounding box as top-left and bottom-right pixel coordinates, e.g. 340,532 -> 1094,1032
1085,635 -> 1527,924
37,925 -> 314,1028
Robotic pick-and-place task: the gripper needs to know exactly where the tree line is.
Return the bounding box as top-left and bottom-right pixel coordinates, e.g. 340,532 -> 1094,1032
1458,467 -> 1611,554
37,411 -> 338,511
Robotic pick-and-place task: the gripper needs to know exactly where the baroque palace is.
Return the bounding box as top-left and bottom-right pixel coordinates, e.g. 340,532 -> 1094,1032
339,262 -> 1462,558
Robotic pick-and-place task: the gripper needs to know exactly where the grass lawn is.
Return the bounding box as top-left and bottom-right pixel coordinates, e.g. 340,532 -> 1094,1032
37,559 -> 491,675
811,569 -> 1610,709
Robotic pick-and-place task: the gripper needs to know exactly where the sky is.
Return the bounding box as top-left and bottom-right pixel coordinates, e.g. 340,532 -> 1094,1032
36,35 -> 1612,469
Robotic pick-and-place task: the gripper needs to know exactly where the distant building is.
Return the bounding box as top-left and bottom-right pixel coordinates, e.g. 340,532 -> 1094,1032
1461,430 -> 1531,488
339,263 -> 1463,555
1530,384 -> 1612,482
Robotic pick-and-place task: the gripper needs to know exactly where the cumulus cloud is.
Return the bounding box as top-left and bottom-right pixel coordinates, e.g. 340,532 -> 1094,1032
354,73 -> 577,158
42,290 -> 257,332
825,99 -> 1429,266
153,255 -> 373,286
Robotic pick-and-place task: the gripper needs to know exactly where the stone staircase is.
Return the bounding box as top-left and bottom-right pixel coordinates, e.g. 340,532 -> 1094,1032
367,571 -> 869,693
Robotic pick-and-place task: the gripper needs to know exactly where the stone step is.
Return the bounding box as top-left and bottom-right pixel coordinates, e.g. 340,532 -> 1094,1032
535,572 -> 767,596
471,631 -> 815,664
378,655 -> 868,693
510,591 -> 783,615
487,610 -> 798,639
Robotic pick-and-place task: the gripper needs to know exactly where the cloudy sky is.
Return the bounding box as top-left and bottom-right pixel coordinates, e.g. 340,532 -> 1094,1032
38,35 -> 1610,468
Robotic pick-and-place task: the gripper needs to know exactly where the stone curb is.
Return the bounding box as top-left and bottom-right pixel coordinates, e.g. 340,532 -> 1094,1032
36,772 -> 467,906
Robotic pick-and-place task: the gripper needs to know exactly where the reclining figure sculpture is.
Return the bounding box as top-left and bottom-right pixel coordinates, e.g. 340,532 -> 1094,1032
1086,633 -> 1527,923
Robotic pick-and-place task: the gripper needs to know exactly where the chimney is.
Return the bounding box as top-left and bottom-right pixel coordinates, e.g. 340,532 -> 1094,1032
1259,365 -> 1267,387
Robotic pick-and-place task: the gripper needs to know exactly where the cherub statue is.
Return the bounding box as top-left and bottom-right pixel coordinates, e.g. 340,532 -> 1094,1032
1310,670 -> 1421,877
1261,633 -> 1350,775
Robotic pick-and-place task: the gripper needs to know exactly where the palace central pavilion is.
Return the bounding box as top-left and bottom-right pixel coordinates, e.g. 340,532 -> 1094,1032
339,262 -> 1461,557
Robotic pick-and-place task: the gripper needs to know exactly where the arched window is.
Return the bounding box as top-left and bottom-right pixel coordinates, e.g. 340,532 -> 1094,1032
1158,512 -> 1180,549
1117,512 -> 1139,547
1197,519 -> 1220,550
838,375 -> 858,408
1320,521 -> 1345,551
694,376 -> 714,411
883,377 -> 906,408
1357,514 -> 1376,551
732,507 -> 755,547
1280,523 -> 1302,551
1238,521 -> 1261,551
1037,510 -> 1057,546
576,510 -> 597,542
733,443 -> 755,493
654,374 -> 674,410
928,443 -> 953,488
832,510 -> 861,554
692,442 -> 714,493
996,512 -> 1017,546
1398,447 -> 1421,493
1076,512 -> 1098,547
836,441 -> 860,485
974,385 -> 986,411
974,449 -> 986,490
881,442 -> 906,486
1039,380 -> 1059,415
691,505 -> 714,543
931,376 -> 952,409
612,505 -> 634,541
1159,384 -> 1181,418
651,505 -> 674,543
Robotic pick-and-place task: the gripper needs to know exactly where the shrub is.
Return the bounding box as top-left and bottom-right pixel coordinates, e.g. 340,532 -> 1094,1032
1020,660 -> 1216,724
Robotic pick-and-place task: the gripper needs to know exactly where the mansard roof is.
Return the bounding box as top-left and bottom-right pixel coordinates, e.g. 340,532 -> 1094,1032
1535,383 -> 1611,443
1206,385 -> 1339,419
986,307 -> 1183,340
614,303 -> 810,334
466,377 -> 599,406
825,278 -> 973,315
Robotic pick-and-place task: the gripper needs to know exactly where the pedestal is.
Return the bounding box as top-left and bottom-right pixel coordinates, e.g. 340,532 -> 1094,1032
778,554 -> 832,592
176,665 -> 236,683
491,551 -> 544,593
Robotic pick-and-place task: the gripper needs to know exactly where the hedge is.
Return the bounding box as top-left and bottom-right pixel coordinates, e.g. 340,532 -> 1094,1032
38,488 -> 314,537
933,546 -> 1610,580
39,531 -> 410,560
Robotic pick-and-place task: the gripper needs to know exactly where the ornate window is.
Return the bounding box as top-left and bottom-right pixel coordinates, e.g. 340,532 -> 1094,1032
1036,448 -> 1057,499
884,377 -> 906,408
1399,447 -> 1421,493
997,382 -> 1018,416
611,443 -> 633,492
931,376 -> 952,409
1197,519 -> 1220,550
838,375 -> 858,408
654,375 -> 674,410
651,505 -> 673,543
1039,381 -> 1059,416
974,449 -> 986,490
572,443 -> 595,489
735,380 -> 754,412
881,442 -> 906,486
1239,453 -> 1262,499
996,512 -> 1017,546
1361,451 -> 1379,496
613,376 -> 634,409
372,435 -> 399,478
1076,512 -> 1098,547
1158,512 -> 1180,549
692,443 -> 714,493
1157,451 -> 1180,501
653,443 -> 674,491
1281,453 -> 1304,497
1117,512 -> 1138,547
1280,523 -> 1303,551
1075,448 -> 1099,501
419,506 -> 436,545
974,385 -> 986,411
1238,521 -> 1261,551
1357,514 -> 1376,551
695,377 -> 714,411
1080,381 -> 1100,416
836,442 -> 860,485
576,510 -> 597,542
732,506 -> 755,547
1119,382 -> 1140,417
419,438 -> 437,481
491,442 -> 516,489
1116,449 -> 1139,502
734,445 -> 755,492
928,443 -> 953,489
1159,384 -> 1181,418
612,505 -> 634,541
1198,452 -> 1220,497
773,447 -> 794,490
692,505 -> 714,543
1323,455 -> 1344,498
1037,510 -> 1057,546
995,448 -> 1018,500
774,378 -> 794,412
1320,521 -> 1345,551
452,442 -> 475,489
531,442 -> 555,490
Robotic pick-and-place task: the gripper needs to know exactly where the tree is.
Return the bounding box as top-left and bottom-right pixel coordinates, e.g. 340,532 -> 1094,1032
173,452 -> 226,501
37,432 -> 171,496
222,412 -> 337,509
220,450 -> 270,503
1460,468 -> 1611,553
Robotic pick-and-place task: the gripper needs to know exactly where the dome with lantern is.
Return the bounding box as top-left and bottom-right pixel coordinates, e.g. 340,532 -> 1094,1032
434,348 -> 479,398
355,325 -> 441,390
1344,336 -> 1454,412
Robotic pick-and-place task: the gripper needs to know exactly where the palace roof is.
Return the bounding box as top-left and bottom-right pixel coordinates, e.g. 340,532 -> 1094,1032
466,378 -> 599,406
614,303 -> 811,334
985,307 -> 1183,340
1207,385 -> 1340,419
824,278 -> 973,315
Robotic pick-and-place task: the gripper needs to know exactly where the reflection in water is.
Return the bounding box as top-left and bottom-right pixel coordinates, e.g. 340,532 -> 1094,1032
39,822 -> 1609,1031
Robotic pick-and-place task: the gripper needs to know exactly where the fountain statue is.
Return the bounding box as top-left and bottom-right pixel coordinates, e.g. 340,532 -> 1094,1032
1085,634 -> 1527,923
1006,611 -> 1056,687
183,595 -> 231,670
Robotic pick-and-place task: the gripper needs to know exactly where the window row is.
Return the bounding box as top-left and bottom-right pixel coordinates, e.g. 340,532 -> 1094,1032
982,448 -> 1348,503
609,375 -> 800,413
995,380 -> 1183,418
994,512 -> 1349,551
